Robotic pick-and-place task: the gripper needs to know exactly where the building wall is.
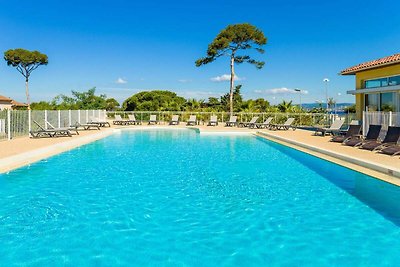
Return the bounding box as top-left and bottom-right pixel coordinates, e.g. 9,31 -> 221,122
354,64 -> 400,119
0,101 -> 13,110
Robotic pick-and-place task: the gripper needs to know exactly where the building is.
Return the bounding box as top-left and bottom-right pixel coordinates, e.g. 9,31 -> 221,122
0,95 -> 28,110
341,53 -> 400,119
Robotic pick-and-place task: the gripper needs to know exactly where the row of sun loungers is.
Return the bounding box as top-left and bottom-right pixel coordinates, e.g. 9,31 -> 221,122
30,117 -> 107,138
324,122 -> 400,156
112,114 -> 296,131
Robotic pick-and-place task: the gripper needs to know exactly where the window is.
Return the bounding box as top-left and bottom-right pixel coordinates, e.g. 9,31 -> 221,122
364,75 -> 400,88
380,92 -> 395,112
365,94 -> 379,111
388,76 -> 400,86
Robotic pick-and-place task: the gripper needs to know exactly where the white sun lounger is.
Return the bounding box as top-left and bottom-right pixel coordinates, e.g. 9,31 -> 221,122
225,116 -> 238,127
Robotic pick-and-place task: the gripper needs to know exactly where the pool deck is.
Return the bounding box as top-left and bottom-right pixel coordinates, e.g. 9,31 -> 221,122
1,123 -> 399,186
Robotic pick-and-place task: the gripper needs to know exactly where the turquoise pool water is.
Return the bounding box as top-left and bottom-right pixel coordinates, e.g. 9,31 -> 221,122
1,129 -> 400,266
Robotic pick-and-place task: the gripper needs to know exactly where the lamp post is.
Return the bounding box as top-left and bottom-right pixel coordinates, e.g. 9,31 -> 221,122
336,92 -> 342,115
294,88 -> 302,126
323,78 -> 330,125
323,78 -> 330,111
294,88 -> 302,109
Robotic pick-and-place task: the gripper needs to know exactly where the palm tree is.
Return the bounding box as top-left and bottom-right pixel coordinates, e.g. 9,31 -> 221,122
277,100 -> 293,113
327,97 -> 336,110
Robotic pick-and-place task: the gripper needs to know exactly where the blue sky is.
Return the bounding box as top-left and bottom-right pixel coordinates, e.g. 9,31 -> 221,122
1,0 -> 400,105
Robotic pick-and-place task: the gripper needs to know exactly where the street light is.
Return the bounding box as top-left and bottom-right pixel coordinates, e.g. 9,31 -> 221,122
294,88 -> 302,126
336,92 -> 342,114
323,78 -> 330,112
294,88 -> 302,109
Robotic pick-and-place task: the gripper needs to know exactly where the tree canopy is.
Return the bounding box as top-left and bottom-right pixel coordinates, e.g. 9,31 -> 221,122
123,90 -> 187,111
4,48 -> 48,109
196,23 -> 267,114
30,87 -> 119,110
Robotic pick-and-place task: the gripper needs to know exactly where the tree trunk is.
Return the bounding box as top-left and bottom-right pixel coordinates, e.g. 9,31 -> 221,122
229,56 -> 235,115
25,78 -> 30,110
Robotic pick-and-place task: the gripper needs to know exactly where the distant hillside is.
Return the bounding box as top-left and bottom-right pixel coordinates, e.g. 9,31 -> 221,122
300,102 -> 354,110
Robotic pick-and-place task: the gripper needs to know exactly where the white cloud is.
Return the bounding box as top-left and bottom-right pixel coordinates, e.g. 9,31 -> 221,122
254,87 -> 309,95
115,77 -> 127,84
178,79 -> 192,83
210,74 -> 243,82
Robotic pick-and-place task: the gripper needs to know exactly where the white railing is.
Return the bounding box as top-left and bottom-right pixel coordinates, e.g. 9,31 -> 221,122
0,109 -> 358,141
363,111 -> 400,134
0,110 -> 106,141
106,111 -> 356,127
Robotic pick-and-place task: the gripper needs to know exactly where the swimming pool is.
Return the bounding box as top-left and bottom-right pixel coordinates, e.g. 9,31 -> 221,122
1,129 -> 400,266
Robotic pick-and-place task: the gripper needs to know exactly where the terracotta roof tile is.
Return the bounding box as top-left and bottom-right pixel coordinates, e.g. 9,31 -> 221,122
340,53 -> 400,75
0,95 -> 12,102
11,100 -> 28,107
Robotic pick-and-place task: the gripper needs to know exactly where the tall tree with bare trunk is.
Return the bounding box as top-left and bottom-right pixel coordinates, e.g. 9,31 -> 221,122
195,23 -> 267,114
4,48 -> 48,109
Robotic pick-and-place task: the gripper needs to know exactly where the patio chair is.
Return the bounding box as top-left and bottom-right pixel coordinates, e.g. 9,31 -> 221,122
330,124 -> 362,143
30,120 -> 72,138
343,124 -> 382,147
252,117 -> 273,129
71,122 -> 100,130
186,115 -> 197,126
88,116 -> 110,127
379,144 -> 400,156
170,115 -> 180,125
359,126 -> 400,151
269,118 -> 296,131
45,120 -> 79,135
208,115 -> 218,126
239,116 -> 259,128
315,119 -> 345,136
127,114 -> 141,125
225,116 -> 238,127
113,115 -> 128,125
148,115 -> 159,125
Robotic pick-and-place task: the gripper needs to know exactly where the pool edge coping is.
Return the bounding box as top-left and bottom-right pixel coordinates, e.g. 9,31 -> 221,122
0,129 -> 115,174
256,131 -> 400,187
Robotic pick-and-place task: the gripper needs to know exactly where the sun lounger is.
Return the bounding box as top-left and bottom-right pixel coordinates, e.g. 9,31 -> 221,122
359,126 -> 400,151
239,116 -> 259,128
148,115 -> 159,125
46,120 -> 79,135
315,119 -> 345,136
252,117 -> 273,129
269,118 -> 296,131
225,116 -> 238,127
343,124 -> 382,147
71,122 -> 100,130
186,115 -> 197,126
379,144 -> 400,156
170,115 -> 180,125
330,124 -> 362,143
30,120 -> 72,138
208,115 -> 218,126
127,114 -> 141,125
113,115 -> 128,125
88,117 -> 110,127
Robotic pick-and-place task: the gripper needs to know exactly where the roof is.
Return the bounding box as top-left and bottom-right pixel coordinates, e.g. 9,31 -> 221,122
0,95 -> 12,102
11,100 -> 28,107
340,53 -> 400,75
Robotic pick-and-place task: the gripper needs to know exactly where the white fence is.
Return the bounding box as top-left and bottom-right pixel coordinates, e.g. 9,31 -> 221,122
0,109 -> 358,141
363,111 -> 400,135
0,110 -> 106,141
106,111 -> 357,127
